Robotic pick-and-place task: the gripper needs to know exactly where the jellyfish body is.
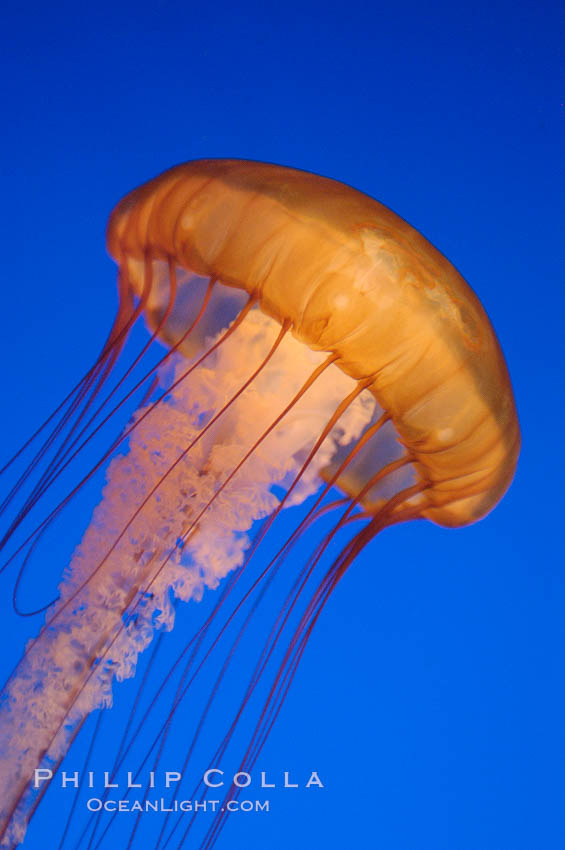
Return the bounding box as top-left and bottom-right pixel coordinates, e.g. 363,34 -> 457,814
109,160 -> 519,524
0,160 -> 519,848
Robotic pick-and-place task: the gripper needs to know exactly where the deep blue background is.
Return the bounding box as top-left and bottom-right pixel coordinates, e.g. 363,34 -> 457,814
0,0 -> 563,848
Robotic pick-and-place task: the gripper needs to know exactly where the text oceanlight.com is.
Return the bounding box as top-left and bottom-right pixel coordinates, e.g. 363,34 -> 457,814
86,798 -> 270,813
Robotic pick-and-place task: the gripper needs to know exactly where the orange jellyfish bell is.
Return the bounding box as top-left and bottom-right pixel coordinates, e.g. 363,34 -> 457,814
0,160 -> 519,849
107,159 -> 520,527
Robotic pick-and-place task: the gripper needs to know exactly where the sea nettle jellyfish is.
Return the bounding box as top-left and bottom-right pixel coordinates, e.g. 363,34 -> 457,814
0,160 -> 519,849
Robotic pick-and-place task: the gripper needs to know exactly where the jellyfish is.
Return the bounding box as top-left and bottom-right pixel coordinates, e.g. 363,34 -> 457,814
0,160 -> 519,849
